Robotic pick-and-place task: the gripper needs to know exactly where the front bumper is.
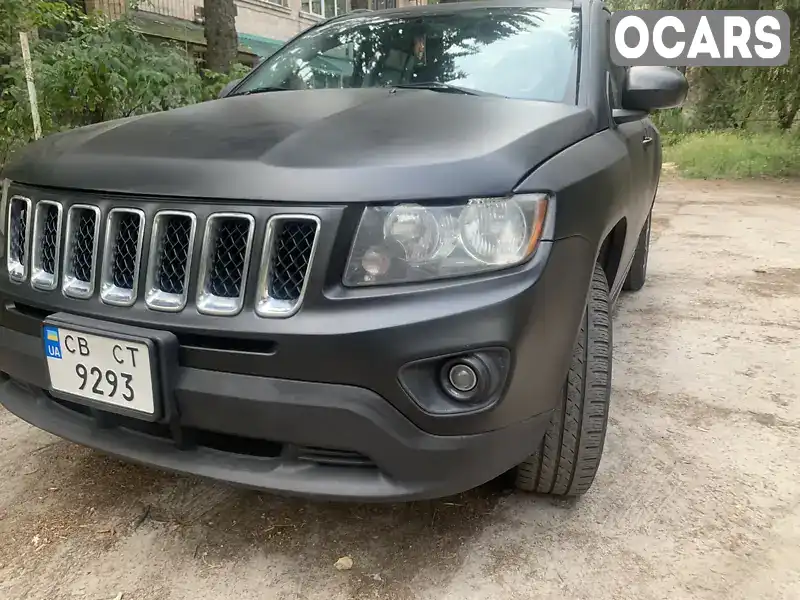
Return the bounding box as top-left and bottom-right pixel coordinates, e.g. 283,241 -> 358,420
0,373 -> 551,501
0,235 -> 595,501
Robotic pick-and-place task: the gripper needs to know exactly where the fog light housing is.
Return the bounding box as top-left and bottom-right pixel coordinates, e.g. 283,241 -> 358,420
399,348 -> 511,415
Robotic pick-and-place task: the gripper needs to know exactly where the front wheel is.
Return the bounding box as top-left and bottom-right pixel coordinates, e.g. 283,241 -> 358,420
515,263 -> 612,497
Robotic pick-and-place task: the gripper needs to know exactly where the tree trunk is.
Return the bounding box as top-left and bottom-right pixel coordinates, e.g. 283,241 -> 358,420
204,0 -> 238,74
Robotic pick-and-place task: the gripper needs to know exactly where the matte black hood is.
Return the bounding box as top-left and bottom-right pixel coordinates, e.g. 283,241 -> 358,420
4,89 -> 594,203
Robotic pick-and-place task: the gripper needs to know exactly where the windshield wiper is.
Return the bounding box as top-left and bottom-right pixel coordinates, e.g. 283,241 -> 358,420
229,86 -> 291,97
391,82 -> 488,96
234,82 -> 490,97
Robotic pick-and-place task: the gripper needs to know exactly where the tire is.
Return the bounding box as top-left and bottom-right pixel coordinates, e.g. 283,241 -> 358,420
515,263 -> 612,497
623,213 -> 651,292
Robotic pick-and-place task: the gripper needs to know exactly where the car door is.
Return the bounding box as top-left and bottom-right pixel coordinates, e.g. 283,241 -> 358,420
608,63 -> 652,238
599,6 -> 650,226
608,67 -> 648,195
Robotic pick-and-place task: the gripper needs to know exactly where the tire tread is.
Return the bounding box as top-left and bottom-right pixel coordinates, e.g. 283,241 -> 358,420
515,263 -> 612,496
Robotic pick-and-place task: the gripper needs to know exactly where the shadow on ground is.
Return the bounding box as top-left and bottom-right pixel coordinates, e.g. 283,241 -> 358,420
0,431 -> 535,598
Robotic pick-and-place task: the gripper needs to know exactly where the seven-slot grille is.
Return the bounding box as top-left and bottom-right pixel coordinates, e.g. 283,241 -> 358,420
5,196 -> 319,317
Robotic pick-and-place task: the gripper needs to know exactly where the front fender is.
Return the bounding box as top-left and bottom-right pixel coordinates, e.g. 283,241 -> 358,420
515,129 -> 633,249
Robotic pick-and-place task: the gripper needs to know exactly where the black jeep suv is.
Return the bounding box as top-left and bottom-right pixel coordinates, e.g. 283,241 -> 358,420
0,0 -> 686,501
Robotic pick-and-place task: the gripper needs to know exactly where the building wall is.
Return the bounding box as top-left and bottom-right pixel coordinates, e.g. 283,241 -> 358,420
85,0 -> 127,20
134,0 -> 423,42
236,0 -> 321,40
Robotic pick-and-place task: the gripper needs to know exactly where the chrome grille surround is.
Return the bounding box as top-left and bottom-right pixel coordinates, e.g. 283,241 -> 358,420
62,204 -> 101,299
100,208 -> 146,307
256,215 -> 320,318
145,210 -> 197,312
196,213 -> 255,317
7,196 -> 32,283
30,200 -> 63,291
6,190 -> 322,318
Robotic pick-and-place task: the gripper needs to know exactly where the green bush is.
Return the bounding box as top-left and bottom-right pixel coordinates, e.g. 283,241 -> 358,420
665,131 -> 800,179
1,0 -> 247,167
651,108 -> 690,137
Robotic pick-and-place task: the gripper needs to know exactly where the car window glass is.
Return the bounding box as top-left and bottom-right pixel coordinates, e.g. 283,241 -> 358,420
603,15 -> 626,110
289,42 -> 356,89
236,7 -> 581,103
608,71 -> 621,108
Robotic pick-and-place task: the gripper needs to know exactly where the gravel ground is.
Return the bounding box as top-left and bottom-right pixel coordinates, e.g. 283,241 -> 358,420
1,176 -> 798,600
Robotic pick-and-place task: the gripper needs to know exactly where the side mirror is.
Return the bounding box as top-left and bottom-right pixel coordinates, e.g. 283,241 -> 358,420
218,78 -> 242,99
621,66 -> 688,112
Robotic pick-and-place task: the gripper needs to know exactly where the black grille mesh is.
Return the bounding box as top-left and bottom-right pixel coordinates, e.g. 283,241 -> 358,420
71,209 -> 96,283
15,197 -> 320,314
40,204 -> 59,275
110,213 -> 141,289
268,220 -> 316,301
208,218 -> 250,298
156,215 -> 192,295
9,199 -> 28,263
297,447 -> 375,468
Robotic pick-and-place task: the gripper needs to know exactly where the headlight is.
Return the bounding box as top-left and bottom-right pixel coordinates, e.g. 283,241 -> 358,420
343,194 -> 548,287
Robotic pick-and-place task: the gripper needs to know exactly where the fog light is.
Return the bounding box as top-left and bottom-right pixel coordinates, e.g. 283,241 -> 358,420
448,364 -> 477,392
439,355 -> 493,404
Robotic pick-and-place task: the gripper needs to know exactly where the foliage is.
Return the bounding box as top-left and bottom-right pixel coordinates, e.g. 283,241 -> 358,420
1,0 -> 246,167
200,62 -> 252,98
608,0 -> 799,178
610,0 -> 800,135
664,131 -> 800,179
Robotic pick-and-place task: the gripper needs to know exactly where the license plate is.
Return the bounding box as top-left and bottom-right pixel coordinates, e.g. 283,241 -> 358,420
43,325 -> 156,416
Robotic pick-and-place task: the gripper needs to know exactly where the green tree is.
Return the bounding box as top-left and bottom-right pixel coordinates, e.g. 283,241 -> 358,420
611,0 -> 800,133
1,0 -> 246,167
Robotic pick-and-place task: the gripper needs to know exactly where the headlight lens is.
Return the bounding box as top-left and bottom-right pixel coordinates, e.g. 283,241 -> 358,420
343,194 -> 548,287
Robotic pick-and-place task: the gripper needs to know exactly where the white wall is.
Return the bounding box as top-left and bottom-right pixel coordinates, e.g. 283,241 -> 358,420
236,0 -> 322,40
139,0 -> 424,43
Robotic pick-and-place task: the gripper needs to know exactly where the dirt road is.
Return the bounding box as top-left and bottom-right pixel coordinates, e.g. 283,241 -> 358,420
1,177 -> 798,600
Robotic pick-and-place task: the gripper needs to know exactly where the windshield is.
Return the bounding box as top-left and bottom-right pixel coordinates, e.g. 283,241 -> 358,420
234,7 -> 581,103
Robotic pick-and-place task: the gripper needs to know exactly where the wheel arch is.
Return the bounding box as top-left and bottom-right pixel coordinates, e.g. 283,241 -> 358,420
596,217 -> 627,287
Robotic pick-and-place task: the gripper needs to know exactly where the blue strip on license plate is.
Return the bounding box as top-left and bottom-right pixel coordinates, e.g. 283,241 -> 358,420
44,325 -> 63,360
